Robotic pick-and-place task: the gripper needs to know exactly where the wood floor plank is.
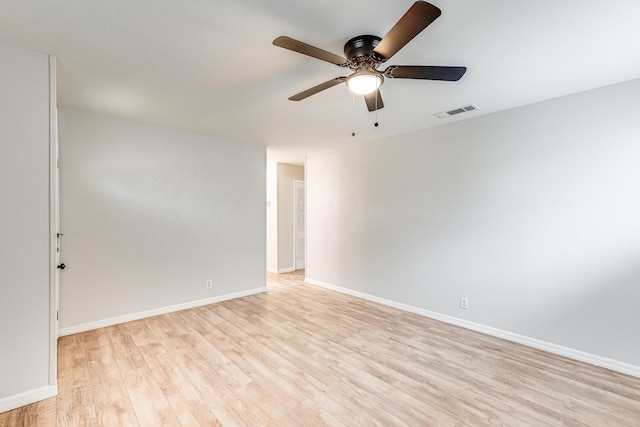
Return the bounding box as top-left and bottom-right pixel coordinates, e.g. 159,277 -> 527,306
84,350 -> 139,426
56,384 -> 98,426
121,367 -> 181,426
2,270 -> 640,426
137,343 -> 222,426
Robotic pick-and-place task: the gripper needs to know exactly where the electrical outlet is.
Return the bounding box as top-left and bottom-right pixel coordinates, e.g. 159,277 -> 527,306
206,279 -> 213,289
460,297 -> 469,309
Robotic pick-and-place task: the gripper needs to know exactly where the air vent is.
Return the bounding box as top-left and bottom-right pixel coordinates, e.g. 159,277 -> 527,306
434,104 -> 479,119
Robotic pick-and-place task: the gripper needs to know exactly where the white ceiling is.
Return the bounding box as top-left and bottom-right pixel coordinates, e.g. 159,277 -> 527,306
2,0 -> 639,164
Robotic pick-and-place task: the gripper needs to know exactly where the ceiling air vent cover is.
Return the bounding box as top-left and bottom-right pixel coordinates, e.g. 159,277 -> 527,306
434,104 -> 478,119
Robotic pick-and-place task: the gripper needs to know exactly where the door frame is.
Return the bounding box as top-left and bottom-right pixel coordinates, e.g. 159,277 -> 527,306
293,179 -> 305,270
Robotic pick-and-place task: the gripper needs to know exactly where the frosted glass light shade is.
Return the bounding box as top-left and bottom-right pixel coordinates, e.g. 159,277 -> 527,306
346,72 -> 382,95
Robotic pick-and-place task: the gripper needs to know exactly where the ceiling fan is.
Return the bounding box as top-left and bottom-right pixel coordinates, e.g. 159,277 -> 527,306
273,1 -> 467,112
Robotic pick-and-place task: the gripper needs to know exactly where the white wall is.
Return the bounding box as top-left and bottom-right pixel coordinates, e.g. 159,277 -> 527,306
0,42 -> 57,410
266,161 -> 278,273
306,78 -> 640,372
277,163 -> 304,272
58,108 -> 266,331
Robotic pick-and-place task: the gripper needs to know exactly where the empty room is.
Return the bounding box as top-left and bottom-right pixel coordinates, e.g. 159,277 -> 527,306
1,0 -> 640,425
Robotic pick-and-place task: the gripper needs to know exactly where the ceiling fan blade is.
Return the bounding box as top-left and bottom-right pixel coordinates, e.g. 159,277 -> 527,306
274,36 -> 347,66
364,90 -> 384,112
289,77 -> 346,101
373,1 -> 441,61
385,65 -> 467,81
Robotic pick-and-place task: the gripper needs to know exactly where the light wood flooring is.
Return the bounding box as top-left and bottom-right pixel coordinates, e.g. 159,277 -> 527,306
2,272 -> 640,426
266,269 -> 305,291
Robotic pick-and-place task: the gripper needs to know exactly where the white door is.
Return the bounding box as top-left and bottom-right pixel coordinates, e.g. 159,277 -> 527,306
49,56 -> 60,385
293,180 -> 305,270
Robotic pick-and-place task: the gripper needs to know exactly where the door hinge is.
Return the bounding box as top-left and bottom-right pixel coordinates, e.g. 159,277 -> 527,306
57,158 -> 59,168
56,310 -> 59,321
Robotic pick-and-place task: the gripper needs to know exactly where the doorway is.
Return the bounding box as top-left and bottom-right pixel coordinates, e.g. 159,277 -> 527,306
266,162 -> 304,275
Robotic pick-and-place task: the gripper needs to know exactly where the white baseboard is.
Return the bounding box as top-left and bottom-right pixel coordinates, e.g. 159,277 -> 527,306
305,278 -> 640,379
267,267 -> 299,274
0,385 -> 58,414
59,287 -> 266,337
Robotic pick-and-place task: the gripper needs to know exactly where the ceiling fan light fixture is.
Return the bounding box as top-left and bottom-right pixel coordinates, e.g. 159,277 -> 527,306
346,72 -> 383,95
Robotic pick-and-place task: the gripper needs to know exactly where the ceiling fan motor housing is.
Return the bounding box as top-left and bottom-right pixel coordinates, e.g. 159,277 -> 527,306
343,35 -> 382,63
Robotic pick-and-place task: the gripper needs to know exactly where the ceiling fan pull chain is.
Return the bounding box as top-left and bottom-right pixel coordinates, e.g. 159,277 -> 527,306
352,92 -> 356,137
375,93 -> 379,127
